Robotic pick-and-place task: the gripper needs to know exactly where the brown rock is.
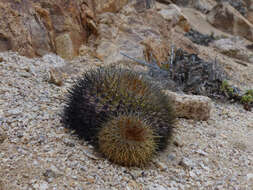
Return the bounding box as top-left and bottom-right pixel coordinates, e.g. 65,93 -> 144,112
141,38 -> 170,66
48,67 -> 65,86
0,0 -> 95,58
94,8 -> 171,65
157,4 -> 191,32
164,90 -> 212,121
207,2 -> 253,42
95,0 -> 129,14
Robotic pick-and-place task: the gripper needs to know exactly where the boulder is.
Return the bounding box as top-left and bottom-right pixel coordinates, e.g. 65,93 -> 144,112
164,90 -> 212,120
207,2 -> 253,42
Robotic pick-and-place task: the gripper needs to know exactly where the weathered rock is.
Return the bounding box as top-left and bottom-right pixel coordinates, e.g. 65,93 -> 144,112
94,0 -> 129,14
141,37 -> 171,66
207,2 -> 253,42
185,29 -> 215,46
212,37 -> 253,63
94,7 -> 172,65
157,4 -> 191,32
190,0 -> 217,13
247,11 -> 253,25
0,0 -> 95,59
165,90 -> 212,120
55,33 -> 75,60
134,0 -> 156,12
178,157 -> 195,169
246,1 -> 253,25
216,0 -> 247,16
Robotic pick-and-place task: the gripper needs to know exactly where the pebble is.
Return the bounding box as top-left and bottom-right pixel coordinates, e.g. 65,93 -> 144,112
0,51 -> 252,190
178,158 -> 195,170
247,173 -> 253,181
195,149 -> 208,156
155,161 -> 167,171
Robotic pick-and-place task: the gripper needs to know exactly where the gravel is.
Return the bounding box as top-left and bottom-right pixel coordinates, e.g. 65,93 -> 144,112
0,52 -> 252,190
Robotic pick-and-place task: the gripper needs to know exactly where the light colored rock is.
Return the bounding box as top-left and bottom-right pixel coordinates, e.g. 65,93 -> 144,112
191,0 -> 216,13
155,161 -> 167,171
165,90 -> 212,120
247,173 -> 253,181
55,33 -> 75,60
212,37 -> 253,63
95,0 -> 129,14
148,184 -> 168,190
158,4 -> 191,32
207,2 -> 253,42
178,157 -> 195,169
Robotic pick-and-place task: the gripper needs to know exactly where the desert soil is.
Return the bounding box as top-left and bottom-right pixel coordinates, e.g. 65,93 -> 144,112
0,52 -> 252,190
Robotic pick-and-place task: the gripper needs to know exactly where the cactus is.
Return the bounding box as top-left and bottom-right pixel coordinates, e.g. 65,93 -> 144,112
62,66 -> 175,166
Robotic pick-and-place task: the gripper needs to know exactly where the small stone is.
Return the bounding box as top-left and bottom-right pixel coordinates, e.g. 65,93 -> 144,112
39,181 -> 49,190
155,161 -> 167,171
148,184 -> 167,190
195,149 -> 208,156
83,149 -> 99,160
189,171 -> 197,178
178,158 -> 195,170
173,140 -> 183,147
167,153 -> 176,161
16,132 -> 23,138
63,139 -> 75,147
247,173 -> 253,181
19,71 -> 32,78
43,169 -> 57,179
48,68 -> 64,86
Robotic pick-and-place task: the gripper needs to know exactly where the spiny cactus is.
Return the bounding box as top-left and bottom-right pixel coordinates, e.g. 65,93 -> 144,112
62,66 -> 175,167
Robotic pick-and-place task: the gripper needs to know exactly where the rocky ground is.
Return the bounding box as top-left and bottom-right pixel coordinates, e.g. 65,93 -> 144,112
1,0 -> 253,190
0,51 -> 252,190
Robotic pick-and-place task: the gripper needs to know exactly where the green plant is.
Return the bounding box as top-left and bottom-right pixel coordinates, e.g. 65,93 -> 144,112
220,80 -> 234,95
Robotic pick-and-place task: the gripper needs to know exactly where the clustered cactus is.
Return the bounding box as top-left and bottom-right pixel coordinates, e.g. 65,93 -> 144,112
62,66 -> 175,167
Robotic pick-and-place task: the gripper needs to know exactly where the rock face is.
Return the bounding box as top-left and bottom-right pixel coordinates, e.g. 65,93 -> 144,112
94,3 -> 173,65
207,2 -> 253,42
165,91 -> 212,121
157,4 -> 191,32
0,0 -> 95,59
212,37 -> 253,63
